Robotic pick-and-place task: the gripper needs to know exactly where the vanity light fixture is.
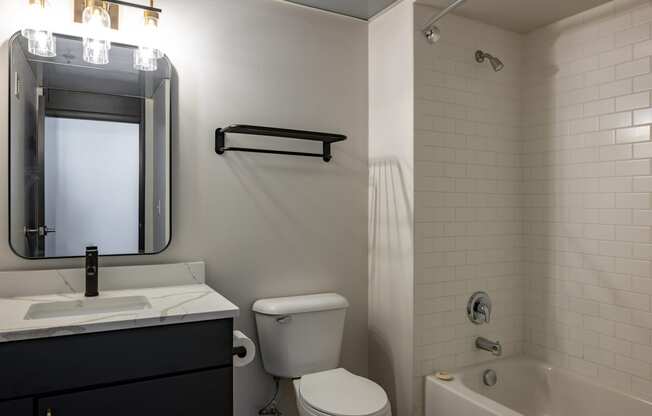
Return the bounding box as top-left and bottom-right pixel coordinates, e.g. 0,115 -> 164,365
21,0 -> 165,70
81,0 -> 112,65
133,0 -> 164,72
21,0 -> 56,57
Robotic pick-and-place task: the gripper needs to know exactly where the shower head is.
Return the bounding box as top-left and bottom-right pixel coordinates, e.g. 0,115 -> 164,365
488,56 -> 504,72
425,26 -> 441,43
475,50 -> 504,72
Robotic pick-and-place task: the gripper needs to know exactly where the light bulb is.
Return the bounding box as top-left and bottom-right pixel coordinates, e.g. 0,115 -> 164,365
134,10 -> 163,71
82,0 -> 112,65
21,0 -> 56,57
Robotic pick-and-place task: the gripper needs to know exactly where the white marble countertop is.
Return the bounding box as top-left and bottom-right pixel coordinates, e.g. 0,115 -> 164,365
0,262 -> 239,343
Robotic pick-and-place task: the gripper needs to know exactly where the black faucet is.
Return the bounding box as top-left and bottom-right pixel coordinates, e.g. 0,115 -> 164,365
85,246 -> 99,297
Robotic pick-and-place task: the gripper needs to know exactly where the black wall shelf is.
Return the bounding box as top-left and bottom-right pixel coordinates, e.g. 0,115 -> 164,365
215,125 -> 347,162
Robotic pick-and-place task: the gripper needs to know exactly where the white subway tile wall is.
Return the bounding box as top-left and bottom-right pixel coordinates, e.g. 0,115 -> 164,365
414,0 -> 652,414
413,5 -> 525,414
523,0 -> 652,401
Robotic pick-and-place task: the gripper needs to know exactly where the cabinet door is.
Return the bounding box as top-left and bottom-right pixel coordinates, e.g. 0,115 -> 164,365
1,319 -> 233,401
0,398 -> 32,415
38,368 -> 232,416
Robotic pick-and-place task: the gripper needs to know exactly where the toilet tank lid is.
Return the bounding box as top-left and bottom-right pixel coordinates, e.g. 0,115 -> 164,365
253,293 -> 349,315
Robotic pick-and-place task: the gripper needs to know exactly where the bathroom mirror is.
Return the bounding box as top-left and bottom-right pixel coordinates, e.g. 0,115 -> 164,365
9,32 -> 172,259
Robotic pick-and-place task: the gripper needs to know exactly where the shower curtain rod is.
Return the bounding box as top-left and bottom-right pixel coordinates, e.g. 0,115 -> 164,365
422,0 -> 467,31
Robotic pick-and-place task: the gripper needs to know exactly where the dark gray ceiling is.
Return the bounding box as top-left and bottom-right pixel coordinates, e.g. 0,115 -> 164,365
420,0 -> 612,33
285,0 -> 614,31
284,0 -> 398,20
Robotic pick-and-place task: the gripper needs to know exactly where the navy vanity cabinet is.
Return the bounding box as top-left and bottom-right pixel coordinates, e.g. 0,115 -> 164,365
0,320 -> 234,415
37,368 -> 231,416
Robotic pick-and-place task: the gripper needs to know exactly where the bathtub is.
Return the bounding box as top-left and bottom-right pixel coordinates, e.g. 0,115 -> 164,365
425,356 -> 652,416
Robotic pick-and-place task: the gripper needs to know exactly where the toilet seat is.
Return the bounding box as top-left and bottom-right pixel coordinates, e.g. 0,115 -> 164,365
295,368 -> 390,416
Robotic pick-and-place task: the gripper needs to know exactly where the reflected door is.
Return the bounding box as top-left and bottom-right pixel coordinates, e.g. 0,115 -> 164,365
44,117 -> 140,257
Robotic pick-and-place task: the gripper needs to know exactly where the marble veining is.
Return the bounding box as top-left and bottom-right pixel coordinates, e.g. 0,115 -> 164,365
0,262 -> 206,298
0,262 -> 239,343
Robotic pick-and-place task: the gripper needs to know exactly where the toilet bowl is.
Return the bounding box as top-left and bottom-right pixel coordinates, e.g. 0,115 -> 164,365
293,368 -> 391,416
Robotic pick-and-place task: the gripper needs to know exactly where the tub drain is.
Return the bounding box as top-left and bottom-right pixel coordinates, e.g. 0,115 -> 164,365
483,369 -> 497,387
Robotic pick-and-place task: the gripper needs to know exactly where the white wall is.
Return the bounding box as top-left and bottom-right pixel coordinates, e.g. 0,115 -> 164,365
368,2 -> 414,416
0,1 -> 369,415
523,0 -> 652,399
412,5 -> 525,414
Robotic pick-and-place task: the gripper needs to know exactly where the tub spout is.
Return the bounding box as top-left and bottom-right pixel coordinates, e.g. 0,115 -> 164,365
476,337 -> 502,356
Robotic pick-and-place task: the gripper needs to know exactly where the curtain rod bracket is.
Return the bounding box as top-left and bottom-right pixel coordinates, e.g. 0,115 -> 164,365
422,0 -> 466,35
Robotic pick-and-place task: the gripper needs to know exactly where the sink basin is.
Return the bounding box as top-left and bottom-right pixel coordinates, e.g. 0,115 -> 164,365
24,296 -> 151,320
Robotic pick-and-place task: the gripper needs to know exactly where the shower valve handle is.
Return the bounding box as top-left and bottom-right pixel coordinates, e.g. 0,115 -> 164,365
467,291 -> 492,325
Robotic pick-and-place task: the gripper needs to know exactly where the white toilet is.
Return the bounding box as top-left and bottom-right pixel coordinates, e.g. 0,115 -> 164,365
253,293 -> 391,416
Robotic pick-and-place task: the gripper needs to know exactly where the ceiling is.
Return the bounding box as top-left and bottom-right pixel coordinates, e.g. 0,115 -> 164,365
415,0 -> 612,33
284,0 -> 613,33
284,0 -> 398,20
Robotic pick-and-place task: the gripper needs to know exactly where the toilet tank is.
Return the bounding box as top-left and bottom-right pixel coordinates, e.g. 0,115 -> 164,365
253,293 -> 349,379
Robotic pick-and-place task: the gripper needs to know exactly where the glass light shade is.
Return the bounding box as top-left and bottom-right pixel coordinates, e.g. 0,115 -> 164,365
83,38 -> 110,65
82,1 -> 112,65
134,12 -> 163,71
21,0 -> 56,57
133,48 -> 159,71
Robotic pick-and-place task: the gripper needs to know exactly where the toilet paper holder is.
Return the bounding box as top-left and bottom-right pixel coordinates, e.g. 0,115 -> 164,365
233,346 -> 247,358
232,330 -> 256,368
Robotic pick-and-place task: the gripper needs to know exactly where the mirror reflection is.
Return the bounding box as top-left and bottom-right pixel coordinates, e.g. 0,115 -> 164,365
9,33 -> 172,259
